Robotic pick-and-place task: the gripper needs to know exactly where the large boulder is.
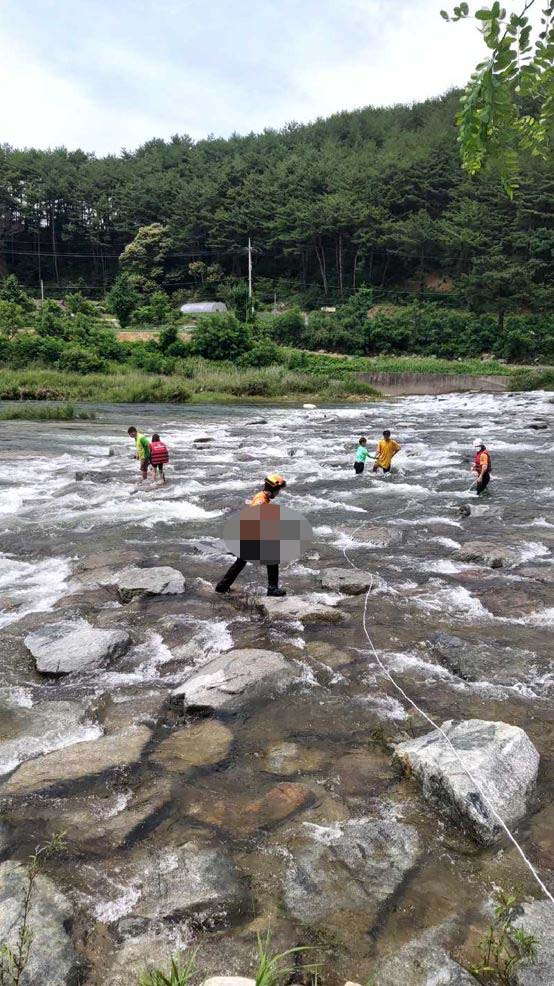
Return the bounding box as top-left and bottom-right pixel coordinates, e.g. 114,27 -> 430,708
172,648 -> 296,713
150,721 -> 234,771
115,566 -> 185,601
284,816 -> 420,926
319,567 -> 377,595
374,930 -> 478,985
113,843 -> 249,931
1,726 -> 151,796
457,541 -> 517,568
394,719 -> 539,845
513,899 -> 554,985
24,620 -> 130,674
0,700 -> 97,775
0,860 -> 77,985
260,595 -> 346,623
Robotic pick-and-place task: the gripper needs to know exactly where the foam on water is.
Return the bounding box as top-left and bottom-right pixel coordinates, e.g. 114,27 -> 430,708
0,554 -> 72,629
411,580 -> 492,622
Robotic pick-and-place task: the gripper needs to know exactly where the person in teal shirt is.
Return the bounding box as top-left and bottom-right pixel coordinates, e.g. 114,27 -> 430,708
354,436 -> 370,475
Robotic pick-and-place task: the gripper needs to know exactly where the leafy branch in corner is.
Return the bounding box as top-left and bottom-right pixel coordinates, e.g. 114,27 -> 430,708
0,833 -> 67,986
470,889 -> 538,984
441,1 -> 554,194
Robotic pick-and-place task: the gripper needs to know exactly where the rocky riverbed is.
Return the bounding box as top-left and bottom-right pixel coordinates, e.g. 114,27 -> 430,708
0,392 -> 553,985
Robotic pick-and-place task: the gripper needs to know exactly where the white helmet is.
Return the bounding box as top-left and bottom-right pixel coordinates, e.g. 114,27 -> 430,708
473,438 -> 485,449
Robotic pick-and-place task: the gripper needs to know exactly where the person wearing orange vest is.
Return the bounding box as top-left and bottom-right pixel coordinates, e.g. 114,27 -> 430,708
472,439 -> 492,495
215,474 -> 287,596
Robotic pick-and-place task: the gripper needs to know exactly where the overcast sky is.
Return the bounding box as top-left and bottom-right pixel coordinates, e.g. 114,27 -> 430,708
1,0 -> 487,155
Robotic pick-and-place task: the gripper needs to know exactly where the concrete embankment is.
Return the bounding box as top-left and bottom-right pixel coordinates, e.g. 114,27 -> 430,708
356,371 -> 510,396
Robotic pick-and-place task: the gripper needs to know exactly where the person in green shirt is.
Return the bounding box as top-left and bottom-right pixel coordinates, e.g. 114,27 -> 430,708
128,426 -> 151,480
354,436 -> 371,475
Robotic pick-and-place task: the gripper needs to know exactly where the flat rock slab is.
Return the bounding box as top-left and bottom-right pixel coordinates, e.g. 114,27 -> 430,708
75,470 -> 113,482
345,525 -> 403,548
115,565 -> 185,601
284,816 -> 420,926
172,648 -> 296,713
150,721 -> 233,771
0,860 -> 76,985
1,726 -> 151,796
319,567 -> 376,594
186,782 -> 315,835
394,719 -> 539,845
426,632 -> 539,687
0,700 -> 93,775
513,899 -> 554,985
25,619 -> 130,674
260,595 -> 346,623
374,933 -> 478,985
114,842 -> 249,929
263,742 -> 327,776
457,541 -> 517,568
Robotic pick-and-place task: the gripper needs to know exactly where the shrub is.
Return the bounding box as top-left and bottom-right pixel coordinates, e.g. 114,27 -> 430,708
0,301 -> 28,337
65,292 -> 96,316
59,345 -> 106,374
0,274 -> 35,314
272,308 -> 305,345
239,337 -> 283,367
106,273 -> 141,327
192,312 -> 253,361
36,300 -> 70,340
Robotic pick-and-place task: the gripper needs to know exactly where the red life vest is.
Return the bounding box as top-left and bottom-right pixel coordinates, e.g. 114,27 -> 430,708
474,449 -> 491,473
149,440 -> 169,465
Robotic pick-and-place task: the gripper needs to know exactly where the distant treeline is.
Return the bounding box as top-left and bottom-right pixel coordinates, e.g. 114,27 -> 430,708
1,90 -> 553,319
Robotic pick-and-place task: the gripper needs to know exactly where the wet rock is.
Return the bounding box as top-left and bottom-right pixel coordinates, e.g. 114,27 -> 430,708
319,567 -> 377,594
457,541 -> 517,568
115,565 -> 185,601
172,648 -> 296,713
0,700 -> 94,774
263,742 -> 327,776
0,860 -> 77,985
518,566 -> 554,585
426,632 -> 536,687
150,720 -> 233,771
374,931 -> 478,985
513,899 -> 554,985
347,525 -> 402,548
75,469 -> 113,482
108,445 -> 128,456
194,436 -> 215,443
77,548 -> 143,573
186,782 -> 315,835
284,816 -> 420,926
24,619 -> 130,674
335,748 -> 392,796
117,842 -> 249,929
260,595 -> 346,623
203,979 -> 255,986
459,504 -> 471,517
527,421 -> 548,430
1,726 -> 151,796
394,719 -> 539,845
245,419 -> 267,425
478,587 -> 540,618
305,640 -> 355,669
104,929 -> 187,986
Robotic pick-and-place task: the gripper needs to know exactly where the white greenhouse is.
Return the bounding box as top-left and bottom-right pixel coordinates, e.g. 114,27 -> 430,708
179,302 -> 228,314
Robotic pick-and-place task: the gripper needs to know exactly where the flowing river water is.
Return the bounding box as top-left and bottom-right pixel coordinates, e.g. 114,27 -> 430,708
0,392 -> 553,985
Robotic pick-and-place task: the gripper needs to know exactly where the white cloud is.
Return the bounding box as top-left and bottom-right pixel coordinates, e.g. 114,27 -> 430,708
0,0 -> 507,153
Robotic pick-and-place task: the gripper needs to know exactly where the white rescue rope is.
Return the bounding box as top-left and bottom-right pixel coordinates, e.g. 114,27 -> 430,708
343,520 -> 554,906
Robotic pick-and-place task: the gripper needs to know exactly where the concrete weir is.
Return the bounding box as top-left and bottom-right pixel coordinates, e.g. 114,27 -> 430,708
356,370 -> 510,395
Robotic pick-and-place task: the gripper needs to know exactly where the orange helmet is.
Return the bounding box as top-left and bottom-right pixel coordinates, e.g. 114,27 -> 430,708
265,473 -> 287,492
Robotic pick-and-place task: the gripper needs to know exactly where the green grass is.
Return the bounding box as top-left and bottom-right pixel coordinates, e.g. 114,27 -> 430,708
284,351 -> 522,377
0,401 -> 96,421
509,368 -> 554,391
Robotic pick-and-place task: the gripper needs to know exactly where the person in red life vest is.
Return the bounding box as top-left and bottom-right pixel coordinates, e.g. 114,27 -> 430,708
215,473 -> 287,597
149,433 -> 169,483
472,439 -> 492,495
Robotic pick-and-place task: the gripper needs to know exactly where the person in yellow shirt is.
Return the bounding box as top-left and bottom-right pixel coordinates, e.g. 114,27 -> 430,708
372,430 -> 401,474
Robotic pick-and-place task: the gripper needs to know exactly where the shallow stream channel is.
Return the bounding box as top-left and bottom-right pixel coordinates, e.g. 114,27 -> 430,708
0,392 -> 553,985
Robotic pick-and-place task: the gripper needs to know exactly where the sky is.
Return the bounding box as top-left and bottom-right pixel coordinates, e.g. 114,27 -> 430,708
0,0 -> 488,155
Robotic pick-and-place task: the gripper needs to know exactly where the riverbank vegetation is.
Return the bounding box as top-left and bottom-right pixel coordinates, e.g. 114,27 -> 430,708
0,402 -> 96,421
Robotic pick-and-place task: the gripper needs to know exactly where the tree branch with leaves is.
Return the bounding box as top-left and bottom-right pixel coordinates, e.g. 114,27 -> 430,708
441,1 -> 554,194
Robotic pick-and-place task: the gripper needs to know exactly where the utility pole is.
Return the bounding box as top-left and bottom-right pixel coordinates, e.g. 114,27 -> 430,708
40,279 -> 44,304
247,237 -> 253,319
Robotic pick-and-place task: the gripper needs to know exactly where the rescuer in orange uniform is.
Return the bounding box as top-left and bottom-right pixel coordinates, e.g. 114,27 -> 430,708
215,474 -> 287,596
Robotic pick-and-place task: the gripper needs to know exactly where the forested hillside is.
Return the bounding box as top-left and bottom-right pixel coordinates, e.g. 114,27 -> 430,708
1,90 -> 553,315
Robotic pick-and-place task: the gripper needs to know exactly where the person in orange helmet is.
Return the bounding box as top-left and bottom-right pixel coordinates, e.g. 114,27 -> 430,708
215,473 -> 287,596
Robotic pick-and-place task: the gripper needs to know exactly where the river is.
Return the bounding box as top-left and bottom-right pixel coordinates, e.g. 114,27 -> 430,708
0,392 -> 553,985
